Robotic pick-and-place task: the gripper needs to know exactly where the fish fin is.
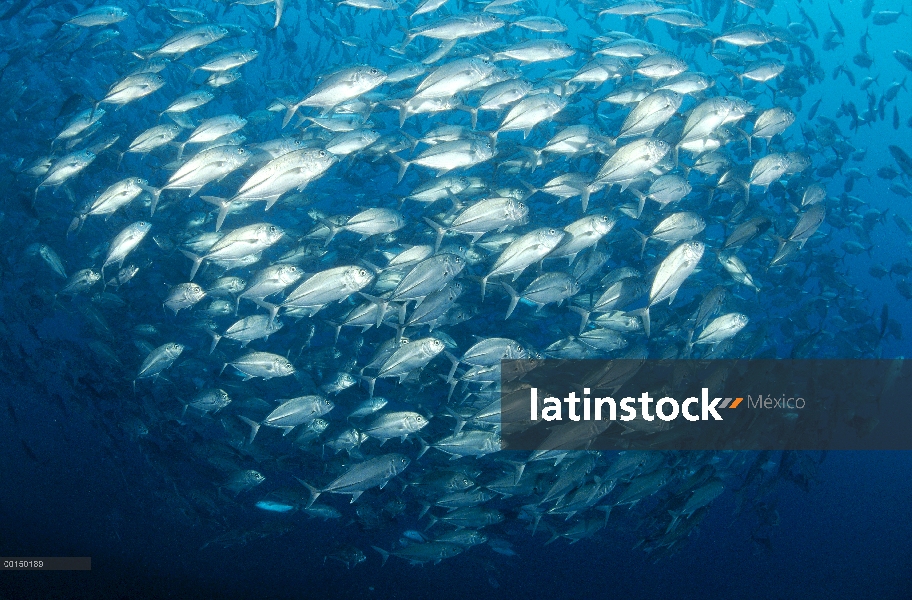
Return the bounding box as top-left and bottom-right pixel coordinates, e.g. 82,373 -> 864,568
371,546 -> 390,567
444,407 -> 465,436
282,102 -> 301,129
633,229 -> 649,260
273,0 -> 283,29
444,351 -> 459,384
314,216 -> 342,247
294,477 -> 321,508
349,491 -> 363,503
630,188 -> 646,218
422,217 -> 446,252
424,514 -> 438,531
149,187 -> 162,216
416,435 -> 429,459
518,179 -> 539,198
506,459 -> 526,484
255,299 -> 281,327
358,374 -> 376,398
237,415 -> 260,445
324,319 -> 342,344
264,195 -> 283,210
359,292 -> 389,328
568,305 -> 590,335
417,501 -> 432,521
399,131 -> 419,153
580,185 -> 591,213
179,249 -> 204,281
501,282 -> 519,320
200,196 -> 230,232
391,154 -> 409,184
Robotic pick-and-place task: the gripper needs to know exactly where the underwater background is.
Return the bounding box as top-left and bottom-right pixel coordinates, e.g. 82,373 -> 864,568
0,0 -> 911,598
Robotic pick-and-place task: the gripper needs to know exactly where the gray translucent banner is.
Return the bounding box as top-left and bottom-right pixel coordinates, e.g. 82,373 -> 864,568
1,557 -> 91,570
500,359 -> 912,451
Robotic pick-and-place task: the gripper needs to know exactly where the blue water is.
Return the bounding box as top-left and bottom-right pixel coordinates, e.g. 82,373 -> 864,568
1,0 -> 912,598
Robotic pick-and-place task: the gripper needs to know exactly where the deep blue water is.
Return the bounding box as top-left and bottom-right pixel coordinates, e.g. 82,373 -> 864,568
1,0 -> 912,598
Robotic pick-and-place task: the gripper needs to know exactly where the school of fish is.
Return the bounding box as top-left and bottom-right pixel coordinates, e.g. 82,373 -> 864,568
0,0 -> 909,566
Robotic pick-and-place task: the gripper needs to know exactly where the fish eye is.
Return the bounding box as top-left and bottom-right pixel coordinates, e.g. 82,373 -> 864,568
359,269 -> 367,276
270,226 -> 278,233
319,150 -> 326,157
549,228 -> 556,234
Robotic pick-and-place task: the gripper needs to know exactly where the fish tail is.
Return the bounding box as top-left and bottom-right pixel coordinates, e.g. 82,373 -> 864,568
359,292 -> 389,328
323,319 -> 342,344
568,305 -> 590,335
358,374 -> 376,398
294,477 -> 321,509
273,0 -> 283,29
443,351 -> 459,384
281,101 -> 300,129
317,216 -> 341,247
633,229 -> 649,260
200,196 -> 230,232
502,282 -> 519,320
423,514 -> 438,532
401,131 -> 419,153
416,435 -> 429,460
149,187 -> 163,216
179,249 -> 203,281
422,217 -> 446,252
391,154 -> 409,184
175,140 -> 187,161
207,331 -> 221,354
518,179 -> 539,198
371,546 -> 390,567
580,185 -> 592,213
